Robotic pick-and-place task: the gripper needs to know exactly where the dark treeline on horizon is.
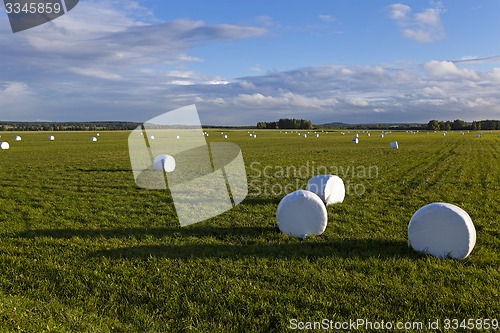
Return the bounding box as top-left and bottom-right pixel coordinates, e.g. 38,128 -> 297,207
1,119 -> 499,131
257,118 -> 313,129
319,119 -> 500,130
0,122 -> 141,131
426,119 -> 500,131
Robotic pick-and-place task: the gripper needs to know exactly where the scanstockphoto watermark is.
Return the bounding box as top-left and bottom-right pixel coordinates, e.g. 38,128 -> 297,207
248,161 -> 379,197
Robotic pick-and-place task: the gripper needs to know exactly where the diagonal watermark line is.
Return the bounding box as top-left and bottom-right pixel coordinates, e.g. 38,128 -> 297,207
60,0 -> 68,13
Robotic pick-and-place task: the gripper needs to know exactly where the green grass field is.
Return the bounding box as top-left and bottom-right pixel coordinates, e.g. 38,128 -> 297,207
0,130 -> 499,332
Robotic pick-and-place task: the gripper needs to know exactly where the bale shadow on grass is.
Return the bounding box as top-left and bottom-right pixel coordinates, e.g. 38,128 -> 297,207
87,238 -> 417,261
240,197 -> 281,206
74,167 -> 132,173
12,226 -> 278,241
13,226 -> 419,260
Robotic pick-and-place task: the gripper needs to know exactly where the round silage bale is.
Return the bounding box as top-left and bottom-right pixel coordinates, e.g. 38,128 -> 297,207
153,154 -> 176,172
276,190 -> 327,239
306,175 -> 345,205
408,203 -> 476,259
0,142 -> 10,150
48,135 -> 55,141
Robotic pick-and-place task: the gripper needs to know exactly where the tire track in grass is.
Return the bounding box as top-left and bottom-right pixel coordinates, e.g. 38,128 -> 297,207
374,138 -> 459,203
338,136 -> 458,237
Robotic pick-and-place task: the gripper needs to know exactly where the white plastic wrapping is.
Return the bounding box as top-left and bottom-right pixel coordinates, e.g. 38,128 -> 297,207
408,202 -> 476,259
276,190 -> 328,239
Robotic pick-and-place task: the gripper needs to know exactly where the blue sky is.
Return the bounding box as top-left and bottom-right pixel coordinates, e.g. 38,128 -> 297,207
1,0 -> 499,125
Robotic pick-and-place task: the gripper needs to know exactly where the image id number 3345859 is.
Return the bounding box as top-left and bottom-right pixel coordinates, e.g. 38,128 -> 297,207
5,2 -> 62,14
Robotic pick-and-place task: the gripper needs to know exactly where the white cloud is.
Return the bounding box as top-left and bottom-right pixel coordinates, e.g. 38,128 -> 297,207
239,81 -> 256,89
422,86 -> 446,96
490,68 -> 500,82
402,29 -> 435,43
232,92 -> 336,109
415,8 -> 440,25
388,2 -> 445,43
68,67 -> 122,80
247,64 -> 263,72
0,82 -> 33,96
388,4 -> 411,21
0,82 -> 41,119
424,60 -> 479,80
346,97 -> 370,107
318,15 -> 336,23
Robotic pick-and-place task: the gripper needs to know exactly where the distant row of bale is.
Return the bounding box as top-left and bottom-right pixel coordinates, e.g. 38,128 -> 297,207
0,134 -> 102,149
1,130 -> 498,151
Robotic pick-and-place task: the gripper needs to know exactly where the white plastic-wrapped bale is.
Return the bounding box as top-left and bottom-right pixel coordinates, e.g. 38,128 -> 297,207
96,133 -> 100,137
315,133 -> 319,138
366,133 -> 371,136
0,142 -> 9,150
303,134 -> 307,139
380,134 -> 385,138
150,135 -> 155,140
408,203 -> 476,259
48,136 -> 55,141
390,141 -> 399,149
306,175 -> 345,205
90,137 -> 98,142
476,134 -> 481,138
153,154 -> 176,172
442,132 -> 446,136
276,190 -> 327,239
352,138 -> 359,144
253,134 -> 257,139
354,133 -> 359,138
224,135 -> 228,139
13,136 -> 22,141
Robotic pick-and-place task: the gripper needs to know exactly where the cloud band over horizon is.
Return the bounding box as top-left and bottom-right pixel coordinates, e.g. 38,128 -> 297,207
1,0 -> 499,125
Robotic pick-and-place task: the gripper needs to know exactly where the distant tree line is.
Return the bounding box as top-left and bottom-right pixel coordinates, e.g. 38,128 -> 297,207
426,119 -> 500,131
320,119 -> 500,131
0,122 -> 141,131
257,118 -> 313,129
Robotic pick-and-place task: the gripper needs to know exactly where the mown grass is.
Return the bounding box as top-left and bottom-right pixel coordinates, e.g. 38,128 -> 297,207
0,130 -> 499,332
